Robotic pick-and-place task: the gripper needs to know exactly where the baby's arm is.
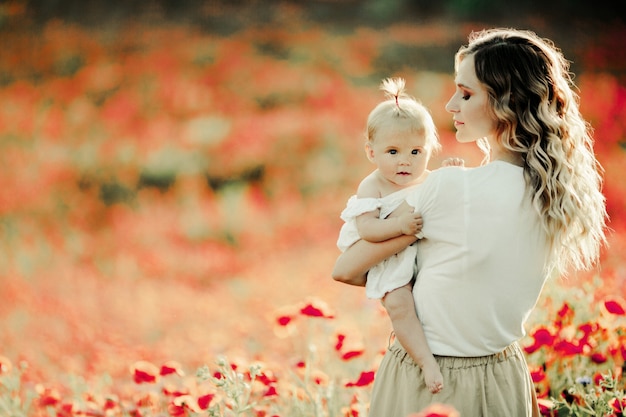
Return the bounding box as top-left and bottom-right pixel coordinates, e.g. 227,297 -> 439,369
355,176 -> 421,242
332,235 -> 417,286
333,200 -> 420,286
356,205 -> 422,242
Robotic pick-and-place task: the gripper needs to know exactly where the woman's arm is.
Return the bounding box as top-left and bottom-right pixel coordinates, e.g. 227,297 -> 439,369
331,234 -> 417,286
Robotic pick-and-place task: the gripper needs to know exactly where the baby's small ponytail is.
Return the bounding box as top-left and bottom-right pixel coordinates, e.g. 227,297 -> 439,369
380,77 -> 407,113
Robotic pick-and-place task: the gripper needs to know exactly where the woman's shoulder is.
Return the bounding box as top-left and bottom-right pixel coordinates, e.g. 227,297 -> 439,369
405,165 -> 468,208
425,164 -> 467,184
429,161 -> 521,181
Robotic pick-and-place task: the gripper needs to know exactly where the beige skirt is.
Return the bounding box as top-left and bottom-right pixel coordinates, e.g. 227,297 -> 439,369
368,339 -> 540,417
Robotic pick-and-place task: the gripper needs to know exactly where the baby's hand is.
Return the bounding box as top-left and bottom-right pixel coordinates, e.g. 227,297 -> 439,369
442,157 -> 465,167
396,212 -> 423,236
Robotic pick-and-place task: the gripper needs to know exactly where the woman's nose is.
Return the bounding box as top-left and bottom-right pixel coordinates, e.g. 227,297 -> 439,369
445,96 -> 458,113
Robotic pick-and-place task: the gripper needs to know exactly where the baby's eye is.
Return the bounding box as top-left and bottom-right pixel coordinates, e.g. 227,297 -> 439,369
388,149 -> 397,155
412,149 -> 421,155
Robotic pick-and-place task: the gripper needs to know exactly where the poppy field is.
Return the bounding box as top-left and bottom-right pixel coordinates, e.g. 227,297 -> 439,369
1,4 -> 625,416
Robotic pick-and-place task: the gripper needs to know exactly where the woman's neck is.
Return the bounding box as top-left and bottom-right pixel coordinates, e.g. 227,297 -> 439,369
490,147 -> 524,167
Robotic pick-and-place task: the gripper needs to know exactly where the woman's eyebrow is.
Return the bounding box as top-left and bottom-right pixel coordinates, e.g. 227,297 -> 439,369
456,82 -> 473,90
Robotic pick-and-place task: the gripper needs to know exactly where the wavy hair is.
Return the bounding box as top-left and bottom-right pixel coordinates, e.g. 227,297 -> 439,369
456,28 -> 607,273
366,77 -> 441,154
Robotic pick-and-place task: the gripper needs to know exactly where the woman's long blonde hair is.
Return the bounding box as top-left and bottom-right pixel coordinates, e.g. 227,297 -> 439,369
456,28 -> 607,273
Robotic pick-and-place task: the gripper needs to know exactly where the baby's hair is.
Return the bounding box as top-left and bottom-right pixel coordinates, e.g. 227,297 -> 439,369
381,77 -> 406,112
366,77 -> 441,153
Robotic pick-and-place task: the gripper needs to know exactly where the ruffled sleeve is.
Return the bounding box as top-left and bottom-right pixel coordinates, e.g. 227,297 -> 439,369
339,196 -> 382,222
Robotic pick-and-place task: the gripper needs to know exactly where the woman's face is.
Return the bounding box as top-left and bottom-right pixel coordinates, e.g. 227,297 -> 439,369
445,55 -> 497,143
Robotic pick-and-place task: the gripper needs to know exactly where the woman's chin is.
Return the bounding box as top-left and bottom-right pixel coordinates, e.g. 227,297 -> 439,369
455,133 -> 475,144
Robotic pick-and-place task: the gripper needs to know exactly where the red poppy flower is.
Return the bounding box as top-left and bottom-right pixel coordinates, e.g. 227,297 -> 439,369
162,384 -> 189,397
197,393 -> 215,410
557,303 -> 571,317
103,397 -> 118,411
257,371 -> 277,386
536,398 -> 556,416
300,298 -> 335,319
604,299 -> 626,315
554,340 -> 583,356
276,315 -> 293,326
58,401 -> 76,417
300,304 -> 325,317
264,385 -> 278,397
407,403 -> 460,417
37,386 -> 61,407
578,322 -> 598,336
610,397 -> 626,414
523,343 -> 540,354
312,370 -> 330,386
591,352 -> 608,364
530,367 -> 546,383
555,303 -> 573,327
160,360 -> 184,377
167,401 -> 186,417
524,327 -> 555,353
341,350 -> 364,361
335,334 -> 346,351
342,394 -> 361,417
343,404 -> 360,417
130,361 -> 159,384
533,327 -> 556,345
170,395 -> 201,414
593,372 -> 605,386
128,408 -> 143,417
272,306 -> 299,338
345,371 -> 375,387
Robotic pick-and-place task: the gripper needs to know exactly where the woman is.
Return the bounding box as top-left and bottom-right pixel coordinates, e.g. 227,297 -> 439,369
332,28 -> 607,416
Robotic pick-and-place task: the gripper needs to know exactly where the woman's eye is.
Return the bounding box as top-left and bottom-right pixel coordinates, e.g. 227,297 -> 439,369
462,92 -> 471,100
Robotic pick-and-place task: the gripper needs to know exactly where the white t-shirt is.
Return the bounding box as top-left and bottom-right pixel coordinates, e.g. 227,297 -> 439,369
405,161 -> 550,357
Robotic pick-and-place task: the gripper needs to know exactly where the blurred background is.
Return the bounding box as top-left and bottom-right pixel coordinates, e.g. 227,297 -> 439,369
1,0 -> 625,382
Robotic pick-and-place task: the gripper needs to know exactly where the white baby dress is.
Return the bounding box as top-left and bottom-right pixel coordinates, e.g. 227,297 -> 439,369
337,186 -> 420,299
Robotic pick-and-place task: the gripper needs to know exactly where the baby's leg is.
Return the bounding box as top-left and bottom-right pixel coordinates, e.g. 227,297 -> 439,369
382,284 -> 443,394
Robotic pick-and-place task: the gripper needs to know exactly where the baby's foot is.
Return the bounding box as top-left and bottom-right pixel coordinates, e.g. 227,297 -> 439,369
422,360 -> 444,394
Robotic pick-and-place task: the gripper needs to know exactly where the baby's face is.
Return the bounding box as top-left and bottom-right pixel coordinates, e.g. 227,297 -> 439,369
367,128 -> 431,187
